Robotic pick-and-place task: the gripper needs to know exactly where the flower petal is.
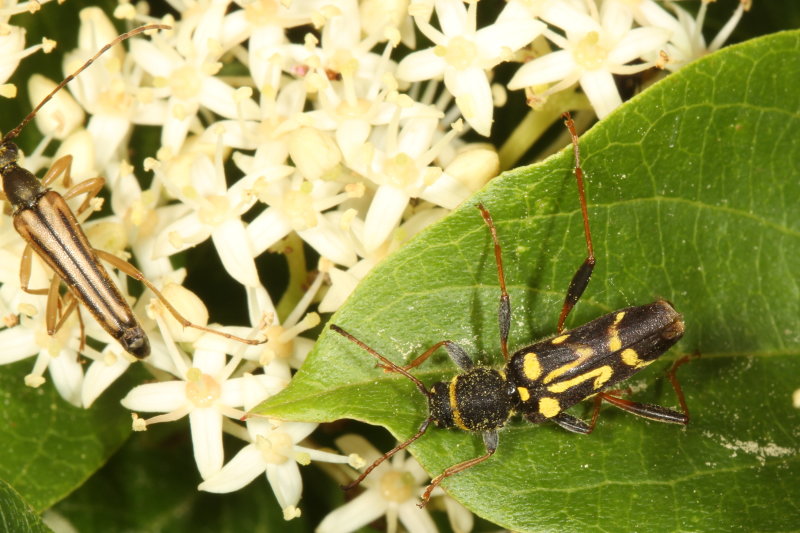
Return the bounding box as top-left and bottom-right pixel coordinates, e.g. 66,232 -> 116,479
436,0 -> 469,36
318,266 -> 360,313
444,67 -> 493,136
193,348 -> 226,375
199,77 -> 260,120
600,0 -> 634,43
282,421 -> 318,442
396,49 -> 447,82
0,327 -> 38,364
161,98 -> 197,152
211,219 -> 261,287
542,3 -> 598,35
444,496 -> 474,533
398,499 -> 438,533
198,444 -> 265,493
363,185 -> 409,252
419,172 -> 470,209
82,349 -> 131,407
152,213 -> 213,258
316,490 -> 388,533
579,69 -> 621,119
48,350 -> 83,407
266,460 -> 303,510
129,39 -> 175,78
241,372 -> 286,410
87,114 -> 131,170
297,220 -> 357,267
247,208 -> 292,256
507,50 -> 575,90
474,19 -> 544,64
219,377 -> 247,408
121,380 -> 188,412
190,407 -> 224,479
608,27 -> 670,66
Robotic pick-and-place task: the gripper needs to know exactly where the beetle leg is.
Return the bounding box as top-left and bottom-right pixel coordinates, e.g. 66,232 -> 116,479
419,430 -> 498,507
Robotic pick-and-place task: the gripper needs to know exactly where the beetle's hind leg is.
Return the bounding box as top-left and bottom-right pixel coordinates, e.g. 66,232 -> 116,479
588,354 -> 697,430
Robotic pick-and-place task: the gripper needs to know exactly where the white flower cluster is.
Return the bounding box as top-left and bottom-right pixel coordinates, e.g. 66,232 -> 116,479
0,0 -> 58,98
0,0 -> 747,529
506,0 -> 749,117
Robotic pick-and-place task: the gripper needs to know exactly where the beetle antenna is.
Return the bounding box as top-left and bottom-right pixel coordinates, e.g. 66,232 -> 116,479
3,23 -> 171,143
330,324 -> 431,399
342,418 -> 432,491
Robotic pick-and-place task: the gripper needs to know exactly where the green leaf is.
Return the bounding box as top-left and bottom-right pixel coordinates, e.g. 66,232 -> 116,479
0,479 -> 50,533
267,32 -> 800,531
52,424 -> 312,532
0,362 -> 132,511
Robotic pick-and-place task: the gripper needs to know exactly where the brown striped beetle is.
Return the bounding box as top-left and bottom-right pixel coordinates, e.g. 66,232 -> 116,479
331,113 -> 692,506
0,25 -> 265,358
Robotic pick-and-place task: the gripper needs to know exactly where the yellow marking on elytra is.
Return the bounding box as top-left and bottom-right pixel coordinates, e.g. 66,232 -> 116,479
543,346 -> 594,383
551,334 -> 569,344
517,386 -> 530,402
607,324 -> 622,351
575,347 -> 593,360
607,311 -> 625,352
608,336 -> 622,352
449,378 -> 467,430
547,365 -> 614,393
543,359 -> 578,383
621,348 -> 640,366
523,352 -> 541,380
539,397 -> 561,418
621,348 -> 652,369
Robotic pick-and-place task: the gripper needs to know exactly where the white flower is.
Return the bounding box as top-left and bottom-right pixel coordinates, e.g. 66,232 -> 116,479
318,207 -> 449,313
26,74 -> 85,140
233,273 -> 324,371
100,160 -> 184,283
121,343 -> 258,479
255,278 -> 323,369
63,8 -> 169,172
397,0 -> 544,136
245,165 -> 358,267
81,344 -> 133,407
508,0 -> 670,118
648,0 -> 750,72
318,260 -> 374,314
280,19 -> 407,173
128,6 -> 259,152
357,113 -> 470,252
198,372 -> 358,520
317,435 -> 434,533
0,292 -> 84,406
0,23 -> 54,88
317,434 -> 472,533
151,129 -> 261,288
360,0 -> 415,47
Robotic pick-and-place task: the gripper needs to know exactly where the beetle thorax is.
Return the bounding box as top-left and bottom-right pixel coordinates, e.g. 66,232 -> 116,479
428,367 -> 519,431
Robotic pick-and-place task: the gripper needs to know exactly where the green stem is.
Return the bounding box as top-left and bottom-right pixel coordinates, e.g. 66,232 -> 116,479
275,232 -> 309,322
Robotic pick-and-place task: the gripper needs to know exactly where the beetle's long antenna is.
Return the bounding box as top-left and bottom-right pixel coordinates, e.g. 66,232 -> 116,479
342,418 -> 432,492
329,324 -> 431,399
3,23 -> 170,143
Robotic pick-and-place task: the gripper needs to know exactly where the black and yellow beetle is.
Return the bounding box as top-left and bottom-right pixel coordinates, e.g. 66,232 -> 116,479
331,113 -> 692,506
